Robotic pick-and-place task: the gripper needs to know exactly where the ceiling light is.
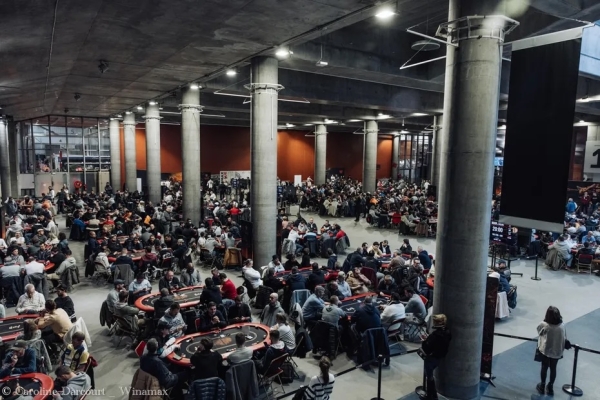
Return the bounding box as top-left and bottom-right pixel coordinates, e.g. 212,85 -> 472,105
580,119 -> 585,123
375,8 -> 396,19
125,111 -> 132,115
275,48 -> 292,58
116,114 -> 122,118
412,113 -> 429,116
316,60 -> 328,67
303,123 -> 314,126
190,83 -> 200,90
286,123 -> 295,128
348,119 -> 361,122
158,107 -> 163,110
400,129 -> 409,134
226,69 -> 237,76
378,114 -> 391,120
498,125 -> 506,129
137,106 -> 143,110
149,101 -> 157,106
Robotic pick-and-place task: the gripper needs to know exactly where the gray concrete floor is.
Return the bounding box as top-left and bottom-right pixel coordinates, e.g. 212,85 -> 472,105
9,207 -> 600,399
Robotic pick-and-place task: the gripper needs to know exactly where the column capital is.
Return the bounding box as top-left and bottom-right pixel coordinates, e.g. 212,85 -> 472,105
142,115 -> 163,121
244,83 -> 284,93
364,129 -> 378,134
178,104 -> 204,112
438,15 -> 519,45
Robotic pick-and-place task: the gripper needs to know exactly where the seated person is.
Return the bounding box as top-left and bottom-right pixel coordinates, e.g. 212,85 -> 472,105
107,235 -> 124,254
139,339 -> 187,394
326,249 -> 337,270
351,296 -> 381,334
380,240 -> 392,255
114,291 -> 146,334
548,234 -> 573,267
138,246 -> 158,274
180,263 -> 202,287
198,302 -> 227,332
128,273 -> 152,301
46,250 -> 76,287
346,266 -> 370,295
1,379 -> 35,400
335,272 -> 352,298
271,313 -> 295,352
53,365 -> 92,400
153,288 -> 174,319
267,255 -> 285,274
144,322 -> 180,358
228,296 -> 252,324
158,303 -> 187,338
127,236 -> 144,252
227,332 -> 253,365
321,295 -> 346,327
54,285 -> 75,318
3,247 -> 25,266
36,300 -> 73,347
57,331 -> 89,393
254,329 -> 287,375
158,270 -> 183,294
0,340 -> 36,378
220,273 -> 237,302
306,263 -> 326,293
190,338 -> 223,381
284,254 -> 301,271
302,286 -> 326,324
404,287 -> 427,323
377,275 -> 398,296
16,284 -> 46,315
577,241 -> 595,256
263,268 -> 284,293
106,280 -> 125,314
114,248 -> 134,271
285,267 -> 307,292
380,292 -> 406,329
324,281 -> 346,301
242,259 -> 262,290
200,278 -> 223,305
260,293 -> 285,327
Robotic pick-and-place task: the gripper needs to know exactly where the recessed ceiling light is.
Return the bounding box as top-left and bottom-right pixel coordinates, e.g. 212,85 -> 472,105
375,8 -> 396,19
149,101 -> 157,106
125,111 -> 132,115
137,106 -> 143,110
226,69 -> 237,76
275,48 -> 292,58
190,83 -> 200,90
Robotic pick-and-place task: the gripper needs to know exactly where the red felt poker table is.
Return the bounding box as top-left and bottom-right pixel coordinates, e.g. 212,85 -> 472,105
339,293 -> 390,316
0,373 -> 53,400
166,323 -> 270,366
275,267 -> 313,284
108,251 -> 144,263
135,285 -> 204,312
0,315 -> 39,342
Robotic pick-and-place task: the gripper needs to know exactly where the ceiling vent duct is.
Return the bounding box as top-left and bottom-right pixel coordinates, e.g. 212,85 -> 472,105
411,40 -> 440,51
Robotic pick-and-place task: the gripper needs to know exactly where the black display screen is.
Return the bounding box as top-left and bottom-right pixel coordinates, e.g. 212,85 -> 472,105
490,221 -> 512,243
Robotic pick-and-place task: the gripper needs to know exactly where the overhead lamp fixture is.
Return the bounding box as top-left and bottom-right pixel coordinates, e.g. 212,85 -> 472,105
149,101 -> 157,106
125,111 -> 132,115
400,129 -> 409,133
580,119 -> 585,123
275,48 -> 292,58
375,8 -> 396,19
116,114 -> 122,118
189,83 -> 200,90
158,107 -> 163,110
285,123 -> 295,128
316,60 -> 328,67
378,113 -> 391,120
498,125 -> 506,129
412,113 -> 429,116
347,119 -> 361,122
303,123 -> 314,126
137,106 -> 143,110
226,69 -> 237,76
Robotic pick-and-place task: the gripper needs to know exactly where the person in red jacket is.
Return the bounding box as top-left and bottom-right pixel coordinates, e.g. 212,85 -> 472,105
219,272 -> 237,307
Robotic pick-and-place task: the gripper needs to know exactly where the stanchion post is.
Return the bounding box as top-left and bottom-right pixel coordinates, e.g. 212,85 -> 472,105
531,254 -> 541,281
415,359 -> 427,399
370,355 -> 385,400
562,345 -> 583,396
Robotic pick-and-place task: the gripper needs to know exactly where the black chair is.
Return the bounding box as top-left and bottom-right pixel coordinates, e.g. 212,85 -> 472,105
255,286 -> 274,310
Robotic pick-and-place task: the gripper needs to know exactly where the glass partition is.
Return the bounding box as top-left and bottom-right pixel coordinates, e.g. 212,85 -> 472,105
397,133 -> 431,184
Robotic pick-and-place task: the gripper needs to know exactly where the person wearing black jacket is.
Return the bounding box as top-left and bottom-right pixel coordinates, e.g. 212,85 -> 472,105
377,275 -> 398,296
420,314 -> 451,400
263,269 -> 284,293
198,302 -> 227,332
48,249 -> 66,274
228,296 -> 252,324
190,338 -> 223,380
351,296 -> 381,334
285,267 -> 307,292
307,263 -> 326,293
199,278 -> 222,305
158,270 -> 183,294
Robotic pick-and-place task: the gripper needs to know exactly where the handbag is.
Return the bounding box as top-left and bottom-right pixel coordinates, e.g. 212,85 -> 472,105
534,348 -> 544,362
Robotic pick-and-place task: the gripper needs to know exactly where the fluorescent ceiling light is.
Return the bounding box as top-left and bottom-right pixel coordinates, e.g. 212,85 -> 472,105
400,129 -> 409,133
279,98 -> 310,104
348,119 -> 362,122
498,125 -> 506,129
190,83 -> 200,90
148,101 -> 157,106
316,60 -> 328,67
412,113 -> 428,116
137,106 -> 143,110
226,69 -> 237,76
275,48 -> 292,58
303,123 -> 314,126
125,111 -> 132,115
580,119 -> 585,123
285,123 -> 295,128
378,114 -> 391,120
375,8 -> 396,19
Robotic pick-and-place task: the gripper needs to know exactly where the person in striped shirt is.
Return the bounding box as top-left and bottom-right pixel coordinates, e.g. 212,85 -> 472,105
271,313 -> 296,353
303,356 -> 335,399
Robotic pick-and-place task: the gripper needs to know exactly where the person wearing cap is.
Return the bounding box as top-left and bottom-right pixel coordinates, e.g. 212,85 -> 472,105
419,314 -> 451,400
0,340 -> 37,378
106,280 -> 125,314
285,266 -> 307,292
16,284 -> 45,315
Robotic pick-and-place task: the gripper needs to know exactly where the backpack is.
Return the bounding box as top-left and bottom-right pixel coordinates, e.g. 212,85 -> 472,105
280,360 -> 294,383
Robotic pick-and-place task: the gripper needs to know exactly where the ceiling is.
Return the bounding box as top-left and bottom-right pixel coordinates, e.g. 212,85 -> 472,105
1,0 -> 600,134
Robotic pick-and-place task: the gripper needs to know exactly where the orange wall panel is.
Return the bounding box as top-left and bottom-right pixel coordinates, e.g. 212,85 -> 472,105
377,138 -> 392,180
326,132 -> 364,180
277,130 -> 315,181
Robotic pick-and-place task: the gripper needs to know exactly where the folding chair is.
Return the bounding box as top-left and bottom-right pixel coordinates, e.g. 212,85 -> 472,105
112,315 -> 140,348
135,340 -> 147,357
386,318 -> 405,351
577,254 -> 593,274
287,336 -> 303,379
257,353 -> 288,399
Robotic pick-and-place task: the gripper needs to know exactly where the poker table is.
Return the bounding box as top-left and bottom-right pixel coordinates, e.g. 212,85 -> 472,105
135,285 -> 204,312
0,262 -> 54,272
167,323 -> 270,366
339,293 -> 390,316
108,251 -> 144,263
0,315 -> 38,342
276,267 -> 313,283
0,373 -> 54,400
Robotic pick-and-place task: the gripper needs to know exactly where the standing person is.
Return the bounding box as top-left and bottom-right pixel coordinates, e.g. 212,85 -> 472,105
536,306 -> 569,396
419,314 -> 451,400
303,356 -> 335,399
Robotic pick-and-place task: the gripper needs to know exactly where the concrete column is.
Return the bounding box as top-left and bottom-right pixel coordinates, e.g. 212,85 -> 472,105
0,120 -> 11,199
8,122 -> 19,196
314,124 -> 327,185
362,120 -> 378,193
109,119 -> 122,191
144,104 -> 162,205
123,113 -> 137,192
180,87 -> 202,223
433,0 -> 511,398
430,115 -> 443,189
391,134 -> 400,180
587,125 -> 600,182
249,56 -> 280,266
